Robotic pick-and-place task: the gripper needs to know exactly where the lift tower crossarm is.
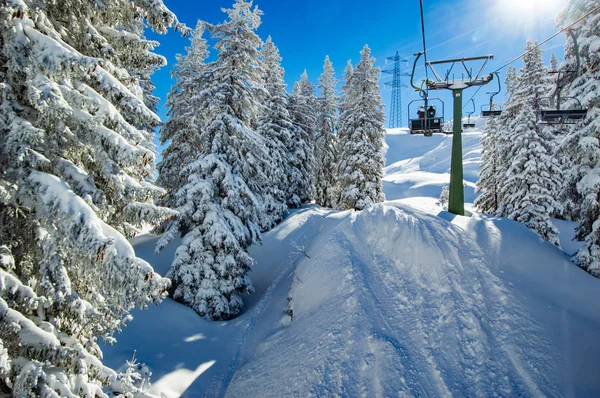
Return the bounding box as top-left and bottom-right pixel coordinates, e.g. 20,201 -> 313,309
426,55 -> 494,90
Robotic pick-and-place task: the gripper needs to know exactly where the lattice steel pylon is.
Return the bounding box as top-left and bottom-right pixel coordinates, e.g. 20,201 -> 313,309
383,51 -> 410,128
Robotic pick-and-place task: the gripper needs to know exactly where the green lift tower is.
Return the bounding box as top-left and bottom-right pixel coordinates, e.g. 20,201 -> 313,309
424,55 -> 495,216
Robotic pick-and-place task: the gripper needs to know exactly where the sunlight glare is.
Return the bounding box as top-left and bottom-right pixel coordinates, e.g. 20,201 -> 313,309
504,0 -> 558,15
496,0 -> 566,28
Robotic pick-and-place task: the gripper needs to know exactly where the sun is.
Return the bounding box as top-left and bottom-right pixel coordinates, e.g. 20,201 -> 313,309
488,0 -> 567,33
495,0 -> 566,25
503,0 -> 558,14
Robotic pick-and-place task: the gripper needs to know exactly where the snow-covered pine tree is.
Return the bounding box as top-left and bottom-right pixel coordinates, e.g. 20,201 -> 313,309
339,60 -> 355,112
558,0 -> 600,276
256,36 -> 292,230
158,0 -> 269,320
544,53 -> 570,219
497,42 -> 561,246
492,67 -> 520,212
335,60 -> 354,204
314,56 -> 339,208
286,71 -> 317,207
475,114 -> 501,214
336,45 -> 386,210
337,61 -> 354,142
157,21 -> 209,209
0,0 -> 184,394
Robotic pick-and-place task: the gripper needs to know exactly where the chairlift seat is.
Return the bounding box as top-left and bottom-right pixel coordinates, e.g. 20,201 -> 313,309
463,123 -> 476,128
410,118 -> 443,136
481,110 -> 502,117
540,109 -> 586,124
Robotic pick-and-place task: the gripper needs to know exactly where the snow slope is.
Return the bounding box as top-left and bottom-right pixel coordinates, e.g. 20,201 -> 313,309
226,204 -> 600,397
383,128 -> 481,205
102,129 -> 600,397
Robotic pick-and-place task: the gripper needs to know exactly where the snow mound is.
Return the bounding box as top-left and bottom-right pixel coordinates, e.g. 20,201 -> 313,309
225,203 -> 600,397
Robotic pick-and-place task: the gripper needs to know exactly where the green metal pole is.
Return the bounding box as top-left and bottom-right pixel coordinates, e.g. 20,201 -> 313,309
448,88 -> 465,216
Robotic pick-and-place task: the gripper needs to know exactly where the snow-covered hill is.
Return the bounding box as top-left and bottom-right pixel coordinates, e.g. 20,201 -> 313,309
382,128 -> 481,207
102,129 -> 600,397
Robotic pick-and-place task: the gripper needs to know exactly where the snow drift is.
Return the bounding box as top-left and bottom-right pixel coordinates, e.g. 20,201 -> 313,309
225,204 -> 600,397
102,129 -> 600,397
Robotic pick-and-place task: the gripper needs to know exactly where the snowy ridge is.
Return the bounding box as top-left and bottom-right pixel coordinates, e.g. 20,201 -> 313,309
225,204 -> 561,397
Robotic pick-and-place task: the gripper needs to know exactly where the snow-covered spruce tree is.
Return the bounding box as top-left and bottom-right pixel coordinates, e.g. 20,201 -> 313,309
256,36 -> 292,230
544,53 -> 572,220
334,59 -> 354,203
157,21 -> 209,209
337,60 -> 354,151
339,60 -> 355,112
492,67 -> 520,213
558,1 -> 600,276
0,0 -> 184,394
475,114 -> 501,214
497,42 -> 561,246
314,56 -> 339,208
550,53 -> 559,71
158,0 -> 269,320
286,70 -> 317,207
336,45 -> 386,210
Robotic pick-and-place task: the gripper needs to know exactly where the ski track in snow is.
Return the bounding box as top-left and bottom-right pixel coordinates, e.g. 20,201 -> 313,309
224,205 -> 559,397
214,258 -> 290,398
208,208 -> 342,398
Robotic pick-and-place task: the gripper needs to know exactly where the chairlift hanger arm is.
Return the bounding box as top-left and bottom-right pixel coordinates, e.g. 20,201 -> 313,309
467,99 -> 476,118
410,52 -> 427,93
567,29 -> 582,74
487,72 -> 501,108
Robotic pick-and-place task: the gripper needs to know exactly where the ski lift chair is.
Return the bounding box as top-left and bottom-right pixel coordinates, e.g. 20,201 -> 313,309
481,72 -> 503,117
538,33 -> 588,125
408,98 -> 445,137
538,70 -> 587,125
539,97 -> 587,124
481,104 -> 502,117
463,99 -> 476,128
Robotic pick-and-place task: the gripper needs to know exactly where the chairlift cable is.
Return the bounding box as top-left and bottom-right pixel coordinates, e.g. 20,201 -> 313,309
419,0 -> 429,98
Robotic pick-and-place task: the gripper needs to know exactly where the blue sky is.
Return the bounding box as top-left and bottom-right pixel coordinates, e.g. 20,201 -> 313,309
148,0 -> 568,129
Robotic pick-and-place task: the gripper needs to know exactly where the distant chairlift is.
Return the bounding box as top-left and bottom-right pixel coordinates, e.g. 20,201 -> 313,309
463,99 -> 476,129
538,70 -> 586,124
539,30 -> 587,124
481,72 -> 503,117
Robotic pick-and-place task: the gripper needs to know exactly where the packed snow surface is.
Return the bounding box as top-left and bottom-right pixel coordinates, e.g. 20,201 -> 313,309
102,128 -> 600,397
